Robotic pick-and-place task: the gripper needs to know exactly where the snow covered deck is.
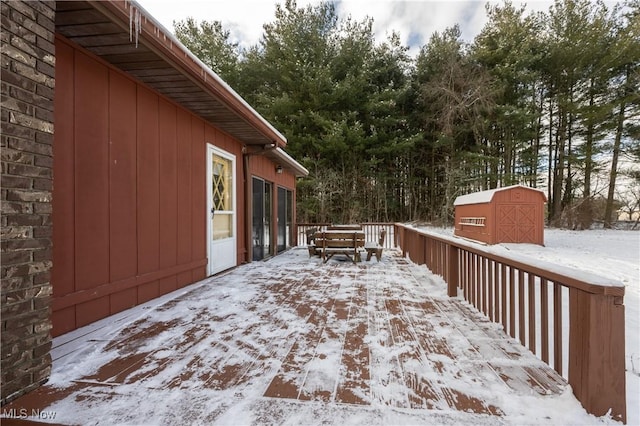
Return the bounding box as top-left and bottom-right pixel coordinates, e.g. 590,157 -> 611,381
3,248 -> 603,425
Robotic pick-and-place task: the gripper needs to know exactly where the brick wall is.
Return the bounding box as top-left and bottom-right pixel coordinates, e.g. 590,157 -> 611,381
1,0 -> 55,405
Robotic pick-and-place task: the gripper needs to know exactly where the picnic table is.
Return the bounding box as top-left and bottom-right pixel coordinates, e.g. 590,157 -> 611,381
306,225 -> 386,263
315,230 -> 365,263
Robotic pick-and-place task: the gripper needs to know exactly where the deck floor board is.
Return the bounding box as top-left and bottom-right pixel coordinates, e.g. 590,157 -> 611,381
3,249 -> 576,425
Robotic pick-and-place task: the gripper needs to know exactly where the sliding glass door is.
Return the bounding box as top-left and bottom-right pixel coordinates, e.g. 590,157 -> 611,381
277,187 -> 293,253
252,177 -> 272,261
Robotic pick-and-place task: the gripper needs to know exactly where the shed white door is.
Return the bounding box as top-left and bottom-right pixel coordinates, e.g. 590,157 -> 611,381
207,145 -> 236,275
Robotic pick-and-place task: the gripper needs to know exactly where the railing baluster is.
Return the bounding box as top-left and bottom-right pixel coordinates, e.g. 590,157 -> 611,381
433,238 -> 437,271
484,257 -> 489,316
464,252 -> 469,302
485,257 -> 490,316
433,239 -> 437,273
476,254 -> 481,310
471,253 -> 479,309
501,263 -> 507,333
541,278 -> 549,363
554,281 -> 563,376
480,256 -> 486,315
479,255 -> 483,311
519,269 -> 525,347
488,259 -> 494,321
447,244 -> 458,297
462,251 -> 468,298
425,237 -> 429,269
444,242 -> 449,284
467,251 -> 472,298
509,266 -> 516,339
470,252 -> 474,301
434,238 -> 438,272
528,273 -> 536,353
431,237 -> 435,271
493,260 -> 499,324
470,253 -> 475,308
443,242 -> 447,277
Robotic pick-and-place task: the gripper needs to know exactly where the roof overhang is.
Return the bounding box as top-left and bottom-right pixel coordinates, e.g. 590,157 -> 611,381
55,0 -> 286,148
266,148 -> 310,178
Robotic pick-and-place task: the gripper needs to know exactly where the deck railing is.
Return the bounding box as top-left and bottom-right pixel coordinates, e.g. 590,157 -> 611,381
296,223 -> 395,249
394,223 -> 627,424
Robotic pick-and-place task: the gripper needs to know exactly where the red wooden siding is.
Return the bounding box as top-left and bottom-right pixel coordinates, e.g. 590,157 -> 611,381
136,85 -> 161,304
176,108 -> 193,288
190,118 -> 206,283
51,39 -> 75,333
73,49 -> 111,328
108,72 -> 137,283
250,154 -> 296,188
454,203 -> 492,243
53,36 -> 264,335
74,50 -> 110,295
108,71 -> 138,315
159,99 -> 178,295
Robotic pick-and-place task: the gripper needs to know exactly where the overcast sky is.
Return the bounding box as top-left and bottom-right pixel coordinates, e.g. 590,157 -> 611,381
134,0 -> 557,57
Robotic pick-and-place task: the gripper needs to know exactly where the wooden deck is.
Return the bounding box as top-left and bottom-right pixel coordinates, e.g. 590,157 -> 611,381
2,248 -> 578,425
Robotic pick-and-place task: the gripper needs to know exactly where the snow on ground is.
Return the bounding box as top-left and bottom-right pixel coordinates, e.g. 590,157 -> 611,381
2,228 -> 635,425
421,226 -> 640,425
3,246 -> 630,425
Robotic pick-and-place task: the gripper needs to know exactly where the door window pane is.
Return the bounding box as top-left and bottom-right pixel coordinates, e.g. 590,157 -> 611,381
252,178 -> 264,260
212,155 -> 232,211
211,153 -> 233,240
264,182 -> 272,256
252,178 -> 273,260
287,189 -> 293,247
212,213 -> 232,240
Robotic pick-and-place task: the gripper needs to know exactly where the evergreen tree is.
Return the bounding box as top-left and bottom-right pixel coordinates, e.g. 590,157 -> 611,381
173,17 -> 240,86
171,0 -> 637,227
472,2 -> 544,189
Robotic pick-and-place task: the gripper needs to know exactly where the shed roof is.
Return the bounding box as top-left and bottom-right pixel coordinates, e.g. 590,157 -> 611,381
453,185 -> 547,206
56,0 -> 308,177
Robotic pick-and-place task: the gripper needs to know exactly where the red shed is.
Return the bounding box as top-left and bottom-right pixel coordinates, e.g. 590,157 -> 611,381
454,185 -> 546,245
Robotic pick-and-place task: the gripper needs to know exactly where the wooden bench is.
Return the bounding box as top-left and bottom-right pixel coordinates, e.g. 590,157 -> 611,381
306,227 -> 320,256
364,229 -> 386,262
317,231 -> 365,264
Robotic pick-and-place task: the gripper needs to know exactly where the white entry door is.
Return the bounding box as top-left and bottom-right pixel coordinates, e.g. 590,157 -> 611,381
207,145 -> 237,275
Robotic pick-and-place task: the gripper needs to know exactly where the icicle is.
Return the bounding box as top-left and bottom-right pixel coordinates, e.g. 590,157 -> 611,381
134,8 -> 141,47
129,4 -> 141,48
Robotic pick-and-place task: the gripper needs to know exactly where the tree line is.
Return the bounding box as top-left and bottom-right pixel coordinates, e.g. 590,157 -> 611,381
174,0 -> 640,228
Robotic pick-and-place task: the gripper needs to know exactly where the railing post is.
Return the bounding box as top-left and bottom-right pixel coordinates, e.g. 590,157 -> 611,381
569,289 -> 626,424
447,244 -> 458,297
